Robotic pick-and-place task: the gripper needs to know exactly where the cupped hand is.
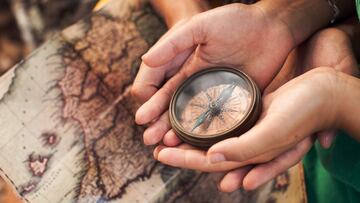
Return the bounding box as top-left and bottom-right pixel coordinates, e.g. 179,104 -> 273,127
265,27 -> 359,149
132,0 -> 208,104
151,26 -> 359,192
155,67 -> 343,190
217,27 -> 359,192
134,3 -> 295,145
207,67 -> 342,164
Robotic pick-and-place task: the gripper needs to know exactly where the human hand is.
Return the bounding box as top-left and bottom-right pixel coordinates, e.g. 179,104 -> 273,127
153,67 -> 344,190
132,0 -> 208,105
217,26 -> 359,192
265,27 -> 359,149
134,3 -> 295,145
215,27 -> 359,192
150,25 -> 358,186
265,27 -> 359,93
151,26 -> 359,191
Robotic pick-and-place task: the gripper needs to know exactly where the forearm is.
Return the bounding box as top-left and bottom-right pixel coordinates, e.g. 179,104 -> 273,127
337,71 -> 360,140
256,0 -> 355,46
150,0 -> 209,27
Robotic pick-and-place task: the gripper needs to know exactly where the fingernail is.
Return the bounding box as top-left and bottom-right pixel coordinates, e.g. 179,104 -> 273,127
153,145 -> 165,159
135,108 -> 146,125
208,153 -> 226,164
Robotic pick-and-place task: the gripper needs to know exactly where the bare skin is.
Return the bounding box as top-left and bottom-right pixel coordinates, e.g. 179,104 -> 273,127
132,0 -> 208,105
151,27 -> 359,192
132,0 -> 358,192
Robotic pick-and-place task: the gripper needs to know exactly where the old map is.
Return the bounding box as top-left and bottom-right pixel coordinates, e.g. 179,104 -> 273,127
0,0 -> 306,202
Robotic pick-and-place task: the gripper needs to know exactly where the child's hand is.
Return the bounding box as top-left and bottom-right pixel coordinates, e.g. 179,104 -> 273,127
154,67 -> 345,190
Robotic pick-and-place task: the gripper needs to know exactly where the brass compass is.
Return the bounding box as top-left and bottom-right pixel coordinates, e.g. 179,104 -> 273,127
169,67 -> 261,148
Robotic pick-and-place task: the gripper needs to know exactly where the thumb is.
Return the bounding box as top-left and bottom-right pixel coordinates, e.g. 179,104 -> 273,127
206,115 -> 287,164
206,104 -> 316,164
142,15 -> 207,67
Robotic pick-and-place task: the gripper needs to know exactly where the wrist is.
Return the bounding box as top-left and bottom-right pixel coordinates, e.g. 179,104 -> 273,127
311,68 -> 355,130
305,68 -> 360,139
255,0 -> 333,46
301,68 -> 343,130
334,71 -> 360,134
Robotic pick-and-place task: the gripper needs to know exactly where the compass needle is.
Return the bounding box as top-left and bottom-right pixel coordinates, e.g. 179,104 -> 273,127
170,68 -> 261,147
191,110 -> 210,132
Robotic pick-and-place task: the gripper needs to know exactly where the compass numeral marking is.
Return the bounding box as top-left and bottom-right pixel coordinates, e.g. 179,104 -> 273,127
205,91 -> 212,102
227,95 -> 238,102
222,107 -> 238,113
229,102 -> 242,106
225,113 -> 236,121
190,103 -> 207,109
218,114 -> 225,123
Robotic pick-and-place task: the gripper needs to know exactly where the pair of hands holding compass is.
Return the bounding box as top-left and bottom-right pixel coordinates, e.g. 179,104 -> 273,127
133,0 -> 360,192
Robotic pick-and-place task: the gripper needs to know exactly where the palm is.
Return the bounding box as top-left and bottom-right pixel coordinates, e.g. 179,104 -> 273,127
147,27 -> 359,192
266,28 -> 358,93
145,4 -> 294,90
135,4 -> 294,134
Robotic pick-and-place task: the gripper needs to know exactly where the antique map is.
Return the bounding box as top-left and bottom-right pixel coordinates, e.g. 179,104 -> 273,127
0,0 -> 306,202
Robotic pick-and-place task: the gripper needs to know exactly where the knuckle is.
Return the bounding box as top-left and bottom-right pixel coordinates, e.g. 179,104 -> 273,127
168,38 -> 181,56
131,85 -> 139,97
131,85 -> 144,100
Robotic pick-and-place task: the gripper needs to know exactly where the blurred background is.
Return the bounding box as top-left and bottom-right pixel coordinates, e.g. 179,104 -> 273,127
0,0 -> 98,75
0,0 -> 257,76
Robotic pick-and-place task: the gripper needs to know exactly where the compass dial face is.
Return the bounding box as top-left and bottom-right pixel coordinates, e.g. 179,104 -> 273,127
173,69 -> 255,137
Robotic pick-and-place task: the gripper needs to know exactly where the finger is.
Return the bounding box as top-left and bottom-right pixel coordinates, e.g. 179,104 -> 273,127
154,143 -> 197,160
153,145 -> 166,159
163,129 -> 182,146
157,144 -> 244,172
132,47 -> 194,103
136,41 -> 211,124
132,62 -> 166,103
207,91 -> 317,164
132,19 -> 195,103
135,50 -> 209,125
142,15 -> 206,67
143,111 -> 171,145
242,137 -> 313,190
317,130 -> 336,149
207,115 -> 289,164
135,68 -> 189,124
218,166 -> 253,193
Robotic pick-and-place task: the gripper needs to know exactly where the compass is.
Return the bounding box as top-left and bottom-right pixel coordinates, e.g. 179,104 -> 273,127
169,67 -> 261,148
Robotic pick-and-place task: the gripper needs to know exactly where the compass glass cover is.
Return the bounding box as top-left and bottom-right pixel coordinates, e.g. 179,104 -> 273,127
174,70 -> 254,137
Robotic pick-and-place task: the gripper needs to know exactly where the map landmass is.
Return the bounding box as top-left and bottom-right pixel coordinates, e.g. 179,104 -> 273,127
0,1 -> 306,202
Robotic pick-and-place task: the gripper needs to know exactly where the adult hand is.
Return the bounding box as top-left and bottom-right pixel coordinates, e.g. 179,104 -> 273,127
134,3 -> 295,145
214,27 -> 360,192
153,68 -> 342,188
132,0 -> 208,104
151,27 -> 359,192
265,26 -> 359,149
209,67 -> 359,191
